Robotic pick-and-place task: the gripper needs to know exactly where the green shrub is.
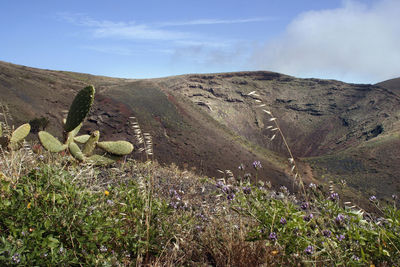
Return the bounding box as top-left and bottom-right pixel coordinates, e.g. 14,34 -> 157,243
28,117 -> 49,134
0,163 -> 176,265
227,182 -> 400,265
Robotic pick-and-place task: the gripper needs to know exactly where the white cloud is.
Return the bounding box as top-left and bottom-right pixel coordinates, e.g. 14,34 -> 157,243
58,13 -> 191,41
251,0 -> 400,83
158,17 -> 275,27
59,13 -> 269,42
81,45 -> 134,56
91,23 -> 190,40
58,13 -> 258,68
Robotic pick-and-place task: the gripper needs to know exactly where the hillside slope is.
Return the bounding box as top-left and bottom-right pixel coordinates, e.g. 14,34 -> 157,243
1,60 -> 399,203
376,77 -> 400,91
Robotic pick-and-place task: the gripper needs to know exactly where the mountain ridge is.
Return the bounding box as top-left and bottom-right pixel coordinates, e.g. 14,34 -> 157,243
1,60 -> 399,205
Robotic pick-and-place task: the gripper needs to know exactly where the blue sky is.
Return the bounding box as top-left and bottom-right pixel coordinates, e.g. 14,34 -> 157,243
1,0 -> 399,83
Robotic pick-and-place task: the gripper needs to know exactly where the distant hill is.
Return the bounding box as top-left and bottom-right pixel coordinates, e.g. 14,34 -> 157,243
1,60 -> 399,206
376,77 -> 400,91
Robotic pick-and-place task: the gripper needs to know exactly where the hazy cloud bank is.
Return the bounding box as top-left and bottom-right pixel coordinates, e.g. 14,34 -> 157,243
251,0 -> 400,83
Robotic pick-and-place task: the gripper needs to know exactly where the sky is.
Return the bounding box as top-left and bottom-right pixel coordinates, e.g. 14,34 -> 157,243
0,0 -> 399,84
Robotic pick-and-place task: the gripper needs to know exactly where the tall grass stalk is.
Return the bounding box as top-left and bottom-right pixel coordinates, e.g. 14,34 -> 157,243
247,91 -> 307,196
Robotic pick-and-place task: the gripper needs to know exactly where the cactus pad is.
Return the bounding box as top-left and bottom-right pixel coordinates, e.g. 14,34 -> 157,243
83,130 -> 100,156
74,135 -> 90,143
87,154 -> 116,165
68,142 -> 84,161
97,141 -> 133,155
64,85 -> 95,132
10,123 -> 31,144
66,123 -> 82,144
38,131 -> 67,152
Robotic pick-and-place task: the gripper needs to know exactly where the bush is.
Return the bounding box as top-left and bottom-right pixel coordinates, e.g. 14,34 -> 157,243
0,147 -> 399,265
0,162 -> 178,265
29,117 -> 49,134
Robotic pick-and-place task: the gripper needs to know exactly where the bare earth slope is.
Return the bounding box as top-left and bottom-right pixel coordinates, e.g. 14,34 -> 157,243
376,77 -> 400,91
1,60 -> 399,204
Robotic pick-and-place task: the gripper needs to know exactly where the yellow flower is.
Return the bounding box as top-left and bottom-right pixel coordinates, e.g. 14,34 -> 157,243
271,250 -> 278,255
27,202 -> 31,209
104,190 -> 110,196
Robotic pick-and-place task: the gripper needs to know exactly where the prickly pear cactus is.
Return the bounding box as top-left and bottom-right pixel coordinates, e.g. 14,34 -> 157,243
37,84 -> 135,165
38,131 -> 67,152
97,141 -> 134,156
64,85 -> 95,132
74,135 -> 90,143
0,123 -> 31,150
69,142 -> 84,161
66,123 -> 83,144
82,130 -> 100,156
10,123 -> 31,144
8,123 -> 31,150
87,154 -> 116,165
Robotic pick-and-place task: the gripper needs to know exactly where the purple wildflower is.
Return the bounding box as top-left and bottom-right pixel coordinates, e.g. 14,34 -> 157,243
12,253 -> 21,264
352,255 -> 360,261
300,202 -> 309,210
169,201 -> 178,209
329,192 -> 339,201
309,183 -> 317,189
242,186 -> 251,194
252,160 -> 262,170
337,234 -> 345,241
222,185 -> 230,193
269,232 -> 277,241
304,245 -> 314,255
322,230 -> 332,237
197,213 -> 208,222
303,213 -> 313,221
216,181 -> 224,189
335,214 -> 345,223
369,195 -> 377,202
280,217 -> 287,225
227,193 -> 235,200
